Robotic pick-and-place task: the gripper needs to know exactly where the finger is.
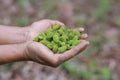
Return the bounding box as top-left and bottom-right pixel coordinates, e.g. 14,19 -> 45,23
73,27 -> 84,32
37,19 -> 65,28
34,59 -> 53,67
80,33 -> 88,39
58,40 -> 89,63
51,20 -> 65,26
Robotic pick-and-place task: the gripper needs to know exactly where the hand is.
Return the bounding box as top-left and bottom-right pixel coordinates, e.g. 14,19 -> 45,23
22,19 -> 89,67
27,19 -> 65,41
25,40 -> 89,67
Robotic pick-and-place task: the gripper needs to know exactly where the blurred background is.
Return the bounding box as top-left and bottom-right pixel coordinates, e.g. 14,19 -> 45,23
0,0 -> 120,80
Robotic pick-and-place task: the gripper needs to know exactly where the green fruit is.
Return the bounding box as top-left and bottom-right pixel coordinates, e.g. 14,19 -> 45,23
60,42 -> 66,46
67,29 -> 74,39
58,46 -> 67,53
58,27 -> 66,35
46,43 -> 53,49
34,36 -> 39,42
51,41 -> 55,45
67,29 -> 73,33
52,25 -> 60,30
53,34 -> 59,43
41,39 -> 50,46
38,33 -> 46,40
70,45 -> 75,48
67,44 -> 71,49
58,29 -> 63,35
68,40 -> 73,45
60,35 -> 67,42
52,44 -> 58,53
73,35 -> 79,40
46,31 -> 53,40
72,40 -> 80,46
74,30 -> 80,37
34,25 -> 81,53
67,45 -> 75,49
60,27 -> 66,32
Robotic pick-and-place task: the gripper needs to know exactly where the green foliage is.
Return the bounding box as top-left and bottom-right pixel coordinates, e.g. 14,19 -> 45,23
115,17 -> 120,27
98,67 -> 111,80
34,25 -> 81,53
17,0 -> 25,9
60,61 -> 79,76
96,0 -> 110,21
60,59 -> 112,80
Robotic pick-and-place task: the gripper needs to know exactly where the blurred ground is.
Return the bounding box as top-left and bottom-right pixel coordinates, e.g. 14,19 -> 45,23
0,0 -> 120,80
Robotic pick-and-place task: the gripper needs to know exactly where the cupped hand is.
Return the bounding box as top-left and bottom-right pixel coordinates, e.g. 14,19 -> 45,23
26,40 -> 89,67
27,19 -> 65,40
23,19 -> 89,67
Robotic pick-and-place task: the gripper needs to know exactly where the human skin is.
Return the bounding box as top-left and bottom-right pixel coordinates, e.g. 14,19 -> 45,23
0,19 -> 89,67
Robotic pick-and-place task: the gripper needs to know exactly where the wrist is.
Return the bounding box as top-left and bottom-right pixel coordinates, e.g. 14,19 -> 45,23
22,26 -> 38,42
17,42 -> 30,61
20,26 -> 32,42
0,43 -> 30,64
0,25 -> 32,44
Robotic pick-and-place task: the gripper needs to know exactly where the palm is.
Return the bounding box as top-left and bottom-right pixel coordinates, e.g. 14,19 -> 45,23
27,39 -> 89,67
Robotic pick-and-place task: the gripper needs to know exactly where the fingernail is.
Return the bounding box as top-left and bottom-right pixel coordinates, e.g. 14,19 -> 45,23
81,40 -> 90,45
83,34 -> 88,38
86,41 -> 90,45
80,28 -> 84,31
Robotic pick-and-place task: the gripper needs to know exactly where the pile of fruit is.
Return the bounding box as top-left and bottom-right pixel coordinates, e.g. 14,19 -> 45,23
34,25 -> 81,53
